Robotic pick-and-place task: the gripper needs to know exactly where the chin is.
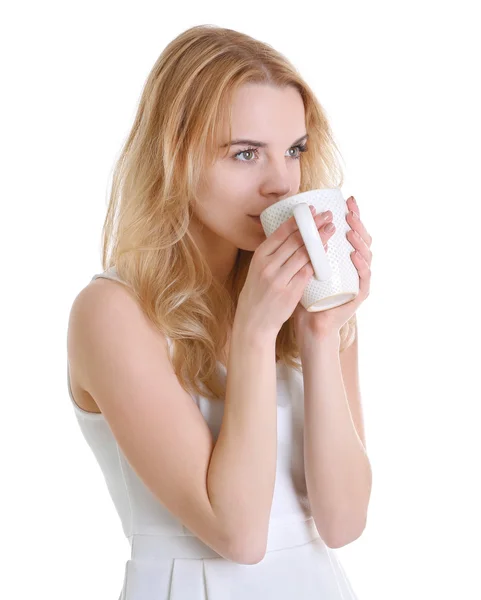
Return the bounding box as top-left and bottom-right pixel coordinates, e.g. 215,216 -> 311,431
238,242 -> 260,252
237,228 -> 266,252
222,218 -> 267,253
236,236 -> 266,252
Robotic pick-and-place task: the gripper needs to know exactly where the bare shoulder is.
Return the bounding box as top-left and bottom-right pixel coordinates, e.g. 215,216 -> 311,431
67,276 -> 166,411
66,275 -> 238,560
68,276 -> 170,374
69,276 -> 159,338
67,276 -> 176,415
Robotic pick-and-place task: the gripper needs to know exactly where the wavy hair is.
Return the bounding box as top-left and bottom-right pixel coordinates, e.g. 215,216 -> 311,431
101,24 -> 357,401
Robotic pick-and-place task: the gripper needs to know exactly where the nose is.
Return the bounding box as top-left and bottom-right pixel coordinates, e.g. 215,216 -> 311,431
258,160 -> 293,201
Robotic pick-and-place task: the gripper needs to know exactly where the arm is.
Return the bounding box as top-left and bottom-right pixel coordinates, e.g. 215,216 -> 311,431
207,317 -> 278,563
299,331 -> 372,549
68,279 -> 276,565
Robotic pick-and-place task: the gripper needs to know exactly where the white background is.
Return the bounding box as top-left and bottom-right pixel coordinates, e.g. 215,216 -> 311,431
2,1 -> 480,599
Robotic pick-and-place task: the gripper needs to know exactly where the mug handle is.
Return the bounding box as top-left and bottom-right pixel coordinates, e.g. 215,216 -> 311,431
292,202 -> 333,282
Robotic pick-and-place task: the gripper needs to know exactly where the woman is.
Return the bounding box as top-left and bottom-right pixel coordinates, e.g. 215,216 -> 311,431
67,24 -> 373,599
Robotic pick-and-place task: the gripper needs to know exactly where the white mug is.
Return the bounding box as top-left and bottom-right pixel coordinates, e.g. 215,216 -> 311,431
259,188 -> 359,312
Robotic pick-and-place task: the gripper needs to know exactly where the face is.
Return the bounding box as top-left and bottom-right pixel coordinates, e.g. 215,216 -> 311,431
189,83 -> 307,282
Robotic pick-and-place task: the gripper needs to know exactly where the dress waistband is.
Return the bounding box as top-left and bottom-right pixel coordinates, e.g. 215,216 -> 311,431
129,516 -> 321,560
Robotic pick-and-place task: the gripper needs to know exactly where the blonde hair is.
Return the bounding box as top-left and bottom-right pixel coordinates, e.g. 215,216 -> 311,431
101,24 -> 357,401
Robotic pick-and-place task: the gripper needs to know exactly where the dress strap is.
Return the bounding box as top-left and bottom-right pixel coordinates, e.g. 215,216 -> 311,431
91,267 -> 174,360
90,265 -> 125,284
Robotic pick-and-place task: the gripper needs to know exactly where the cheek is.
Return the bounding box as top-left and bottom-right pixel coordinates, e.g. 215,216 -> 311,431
216,161 -> 257,187
214,185 -> 255,215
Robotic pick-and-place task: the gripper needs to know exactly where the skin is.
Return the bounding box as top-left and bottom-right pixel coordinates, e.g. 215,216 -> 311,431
189,83 -> 330,284
67,82 -> 372,553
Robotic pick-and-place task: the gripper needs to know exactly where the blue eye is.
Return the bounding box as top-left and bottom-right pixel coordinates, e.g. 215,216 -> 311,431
233,144 -> 308,163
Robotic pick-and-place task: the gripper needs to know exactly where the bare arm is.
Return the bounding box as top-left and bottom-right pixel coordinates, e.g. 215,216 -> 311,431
207,317 -> 277,562
68,212 -> 314,563
300,332 -> 372,548
67,279 -> 276,565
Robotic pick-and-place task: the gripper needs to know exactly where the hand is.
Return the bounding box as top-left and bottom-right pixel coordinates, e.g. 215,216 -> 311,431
236,208 -> 333,340
293,195 -> 372,341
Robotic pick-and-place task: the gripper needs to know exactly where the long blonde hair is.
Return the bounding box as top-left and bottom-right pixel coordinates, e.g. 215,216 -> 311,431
101,24 -> 357,401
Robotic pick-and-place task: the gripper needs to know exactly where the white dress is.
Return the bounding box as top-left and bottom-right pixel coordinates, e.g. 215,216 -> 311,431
67,267 -> 359,599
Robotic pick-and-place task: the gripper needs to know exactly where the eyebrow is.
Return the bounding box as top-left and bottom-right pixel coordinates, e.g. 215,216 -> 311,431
221,134 -> 309,148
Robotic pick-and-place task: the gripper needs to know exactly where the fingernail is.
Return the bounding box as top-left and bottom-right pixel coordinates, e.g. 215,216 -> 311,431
309,205 -> 316,214
351,210 -> 359,219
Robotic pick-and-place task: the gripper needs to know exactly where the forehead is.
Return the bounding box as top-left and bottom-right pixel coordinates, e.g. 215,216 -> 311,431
227,83 -> 305,141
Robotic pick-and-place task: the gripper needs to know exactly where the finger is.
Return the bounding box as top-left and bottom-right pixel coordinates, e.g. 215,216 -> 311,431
347,229 -> 372,266
347,212 -> 372,248
352,251 -> 371,298
313,210 -> 333,230
259,210 -> 307,257
318,220 -> 336,248
347,196 -> 358,215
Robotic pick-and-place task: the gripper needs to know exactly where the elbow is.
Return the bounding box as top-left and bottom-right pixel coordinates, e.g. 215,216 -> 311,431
323,517 -> 367,549
226,533 -> 267,565
231,547 -> 266,565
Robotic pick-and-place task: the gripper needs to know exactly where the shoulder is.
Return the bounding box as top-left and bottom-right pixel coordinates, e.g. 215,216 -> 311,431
67,276 -> 171,391
70,276 -> 158,335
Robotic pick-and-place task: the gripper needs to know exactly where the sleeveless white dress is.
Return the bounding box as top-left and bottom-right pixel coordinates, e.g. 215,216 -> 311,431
67,267 -> 359,599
